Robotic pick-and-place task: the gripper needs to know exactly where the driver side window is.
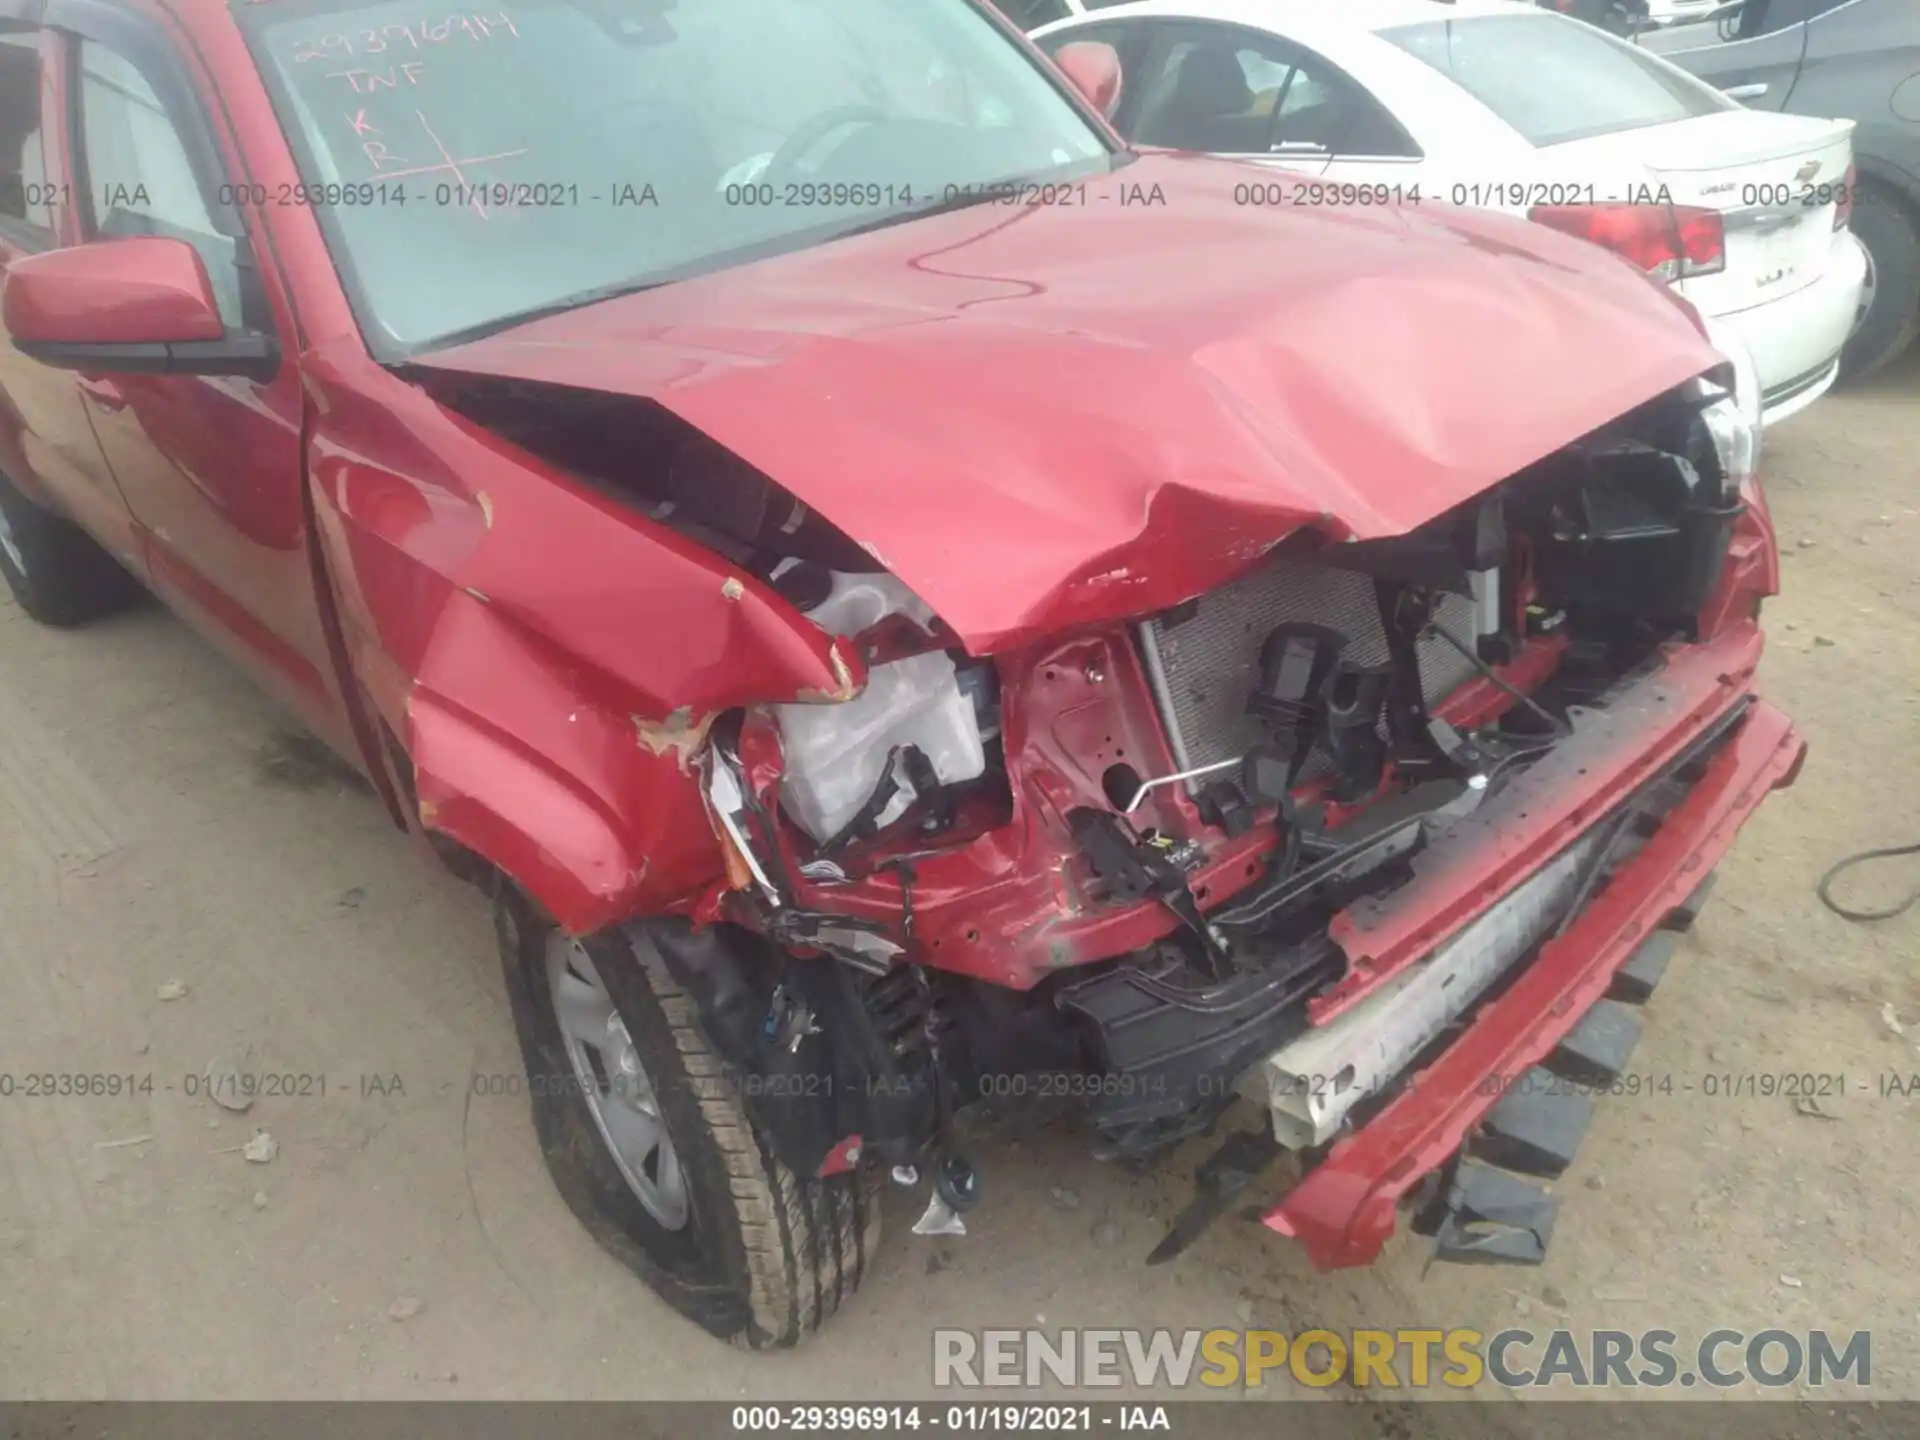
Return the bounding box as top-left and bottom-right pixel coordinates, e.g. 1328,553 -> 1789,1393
0,30 -> 56,245
73,39 -> 243,327
1126,23 -> 1418,159
1130,30 -> 1279,153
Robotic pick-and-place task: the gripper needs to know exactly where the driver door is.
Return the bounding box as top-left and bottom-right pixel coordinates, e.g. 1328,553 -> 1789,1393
45,0 -> 353,746
0,16 -> 141,571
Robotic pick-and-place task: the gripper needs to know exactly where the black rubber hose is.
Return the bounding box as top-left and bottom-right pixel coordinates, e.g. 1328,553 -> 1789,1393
1425,620 -> 1572,739
1817,841 -> 1920,923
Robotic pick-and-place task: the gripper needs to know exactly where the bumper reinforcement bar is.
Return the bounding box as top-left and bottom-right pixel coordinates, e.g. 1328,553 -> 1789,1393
1264,697 -> 1804,1269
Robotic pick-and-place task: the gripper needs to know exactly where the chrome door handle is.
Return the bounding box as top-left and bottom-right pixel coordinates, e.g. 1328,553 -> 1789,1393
1724,82 -> 1769,100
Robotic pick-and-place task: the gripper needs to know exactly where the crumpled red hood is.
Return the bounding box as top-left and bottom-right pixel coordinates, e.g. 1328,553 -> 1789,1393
420,153 -> 1722,653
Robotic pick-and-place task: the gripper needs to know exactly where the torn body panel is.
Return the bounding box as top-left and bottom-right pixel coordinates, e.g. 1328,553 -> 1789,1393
1266,697 -> 1805,1269
276,175 -> 1785,1262
1316,621 -> 1767,1023
298,339 -> 864,932
616,373 -> 1796,1198
416,153 -> 1724,655
726,624 -> 1208,990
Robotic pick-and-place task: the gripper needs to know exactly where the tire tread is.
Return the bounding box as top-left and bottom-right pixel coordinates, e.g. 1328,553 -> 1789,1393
0,474 -> 143,628
506,906 -> 880,1349
1842,186 -> 1920,381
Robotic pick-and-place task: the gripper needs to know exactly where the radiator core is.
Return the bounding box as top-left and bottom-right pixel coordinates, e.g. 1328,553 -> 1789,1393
1138,559 -> 1481,778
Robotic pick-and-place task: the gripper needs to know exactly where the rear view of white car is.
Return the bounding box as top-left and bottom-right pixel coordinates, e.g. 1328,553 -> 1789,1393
1030,0 -> 1866,425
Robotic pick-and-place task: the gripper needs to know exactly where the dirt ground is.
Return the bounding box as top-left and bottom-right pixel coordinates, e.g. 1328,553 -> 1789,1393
1,350 -> 1916,1408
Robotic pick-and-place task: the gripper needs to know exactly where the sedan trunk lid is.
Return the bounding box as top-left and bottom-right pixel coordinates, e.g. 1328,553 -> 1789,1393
1549,109 -> 1856,315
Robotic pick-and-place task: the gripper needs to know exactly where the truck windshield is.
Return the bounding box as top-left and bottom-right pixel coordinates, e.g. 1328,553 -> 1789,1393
236,0 -> 1113,354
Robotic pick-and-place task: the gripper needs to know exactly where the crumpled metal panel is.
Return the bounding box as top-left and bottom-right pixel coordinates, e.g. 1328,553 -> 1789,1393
417,151 -> 1722,655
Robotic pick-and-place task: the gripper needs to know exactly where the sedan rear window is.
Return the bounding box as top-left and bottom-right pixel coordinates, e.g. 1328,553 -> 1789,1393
1380,13 -> 1731,147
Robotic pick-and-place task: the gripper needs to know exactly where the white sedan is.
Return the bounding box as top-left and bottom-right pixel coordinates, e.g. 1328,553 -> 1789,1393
1030,0 -> 1867,426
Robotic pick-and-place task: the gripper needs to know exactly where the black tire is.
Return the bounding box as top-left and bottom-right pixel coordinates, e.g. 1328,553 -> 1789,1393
1841,185 -> 1920,381
494,888 -> 882,1347
0,468 -> 143,626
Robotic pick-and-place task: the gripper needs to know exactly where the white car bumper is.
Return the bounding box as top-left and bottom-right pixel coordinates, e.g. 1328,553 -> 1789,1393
1705,231 -> 1868,428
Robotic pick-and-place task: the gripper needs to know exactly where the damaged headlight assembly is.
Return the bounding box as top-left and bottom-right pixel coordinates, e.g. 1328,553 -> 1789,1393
701,720 -> 909,973
767,569 -> 991,854
698,566 -> 998,971
1691,328 -> 1763,484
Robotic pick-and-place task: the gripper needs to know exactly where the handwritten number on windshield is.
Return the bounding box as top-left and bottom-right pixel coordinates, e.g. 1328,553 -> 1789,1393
291,12 -> 517,64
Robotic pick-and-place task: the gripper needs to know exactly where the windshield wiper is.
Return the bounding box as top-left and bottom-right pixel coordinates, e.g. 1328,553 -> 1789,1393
818,183 -> 1026,244
821,152 -> 1134,246
406,186 -> 997,355
408,154 -> 1132,357
412,275 -> 671,355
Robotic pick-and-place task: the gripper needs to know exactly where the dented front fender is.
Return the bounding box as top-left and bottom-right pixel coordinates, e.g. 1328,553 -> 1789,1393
300,340 -> 863,931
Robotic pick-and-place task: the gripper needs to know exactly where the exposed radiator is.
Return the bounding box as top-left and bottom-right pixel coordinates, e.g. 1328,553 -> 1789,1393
1137,559 -> 1481,777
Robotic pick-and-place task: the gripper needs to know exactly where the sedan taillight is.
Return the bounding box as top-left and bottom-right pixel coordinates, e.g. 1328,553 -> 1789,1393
1529,202 -> 1727,282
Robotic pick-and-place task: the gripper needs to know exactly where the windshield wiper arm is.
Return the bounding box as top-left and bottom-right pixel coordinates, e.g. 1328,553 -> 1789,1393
409,155 -> 1130,356
408,189 -> 993,355
824,155 -> 1127,245
820,185 -> 1024,244
412,276 -> 669,355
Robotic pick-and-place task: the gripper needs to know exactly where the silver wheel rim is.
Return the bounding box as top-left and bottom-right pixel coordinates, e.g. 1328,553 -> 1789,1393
544,935 -> 690,1229
0,501 -> 25,577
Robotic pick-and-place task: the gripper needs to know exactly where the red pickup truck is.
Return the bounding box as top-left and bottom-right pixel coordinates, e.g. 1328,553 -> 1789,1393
0,0 -> 1801,1348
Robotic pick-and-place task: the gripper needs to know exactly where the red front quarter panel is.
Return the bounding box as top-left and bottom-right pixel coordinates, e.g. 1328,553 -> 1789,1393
299,342 -> 862,933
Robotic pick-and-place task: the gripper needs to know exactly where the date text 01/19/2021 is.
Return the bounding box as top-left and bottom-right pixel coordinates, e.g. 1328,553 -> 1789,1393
1470,1071 -> 1856,1100
740,1071 -> 1179,1101
730,1406 -> 1168,1432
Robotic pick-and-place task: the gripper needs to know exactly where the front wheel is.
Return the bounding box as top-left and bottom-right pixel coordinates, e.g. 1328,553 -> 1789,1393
1842,186 -> 1920,380
0,468 -> 144,626
494,889 -> 882,1347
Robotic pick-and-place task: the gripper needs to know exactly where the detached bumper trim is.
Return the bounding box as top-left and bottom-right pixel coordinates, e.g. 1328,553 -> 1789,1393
1263,697 -> 1804,1268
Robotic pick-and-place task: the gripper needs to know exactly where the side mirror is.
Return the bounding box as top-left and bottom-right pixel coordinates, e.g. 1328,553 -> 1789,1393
1054,41 -> 1124,120
2,236 -> 275,380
